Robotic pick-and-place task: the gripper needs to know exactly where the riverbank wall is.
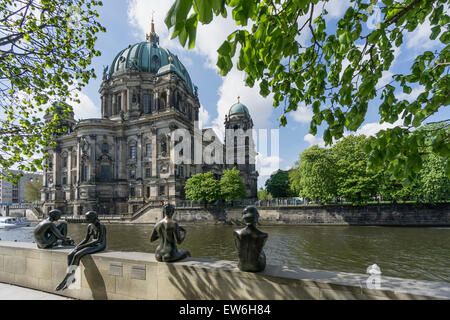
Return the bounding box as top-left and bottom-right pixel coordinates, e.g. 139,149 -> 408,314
0,241 -> 448,300
168,203 -> 450,226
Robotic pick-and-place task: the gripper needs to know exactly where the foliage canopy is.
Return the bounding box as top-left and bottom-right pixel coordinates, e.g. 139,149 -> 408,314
165,0 -> 450,183
0,0 -> 105,183
219,166 -> 248,200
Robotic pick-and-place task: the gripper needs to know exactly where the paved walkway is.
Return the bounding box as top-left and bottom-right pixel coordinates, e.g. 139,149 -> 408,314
0,283 -> 72,300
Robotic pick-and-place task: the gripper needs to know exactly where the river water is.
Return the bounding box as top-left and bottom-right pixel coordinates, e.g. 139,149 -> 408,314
1,224 -> 449,283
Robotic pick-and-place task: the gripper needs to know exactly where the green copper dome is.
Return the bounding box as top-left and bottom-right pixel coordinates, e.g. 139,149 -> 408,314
109,41 -> 194,92
229,102 -> 250,115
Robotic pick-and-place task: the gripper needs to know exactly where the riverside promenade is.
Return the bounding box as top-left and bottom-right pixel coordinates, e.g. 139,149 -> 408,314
0,283 -> 71,300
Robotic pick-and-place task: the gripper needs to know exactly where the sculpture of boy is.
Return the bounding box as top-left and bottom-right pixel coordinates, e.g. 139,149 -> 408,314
150,203 -> 190,262
233,206 -> 268,272
33,209 -> 74,249
56,211 -> 106,291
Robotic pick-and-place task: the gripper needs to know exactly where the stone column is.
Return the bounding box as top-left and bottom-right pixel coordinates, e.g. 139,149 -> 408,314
101,96 -> 105,117
112,95 -> 116,115
167,88 -> 172,109
151,128 -> 157,179
89,135 -> 96,183
122,91 -> 127,114
108,94 -> 112,117
167,88 -> 171,109
76,139 -> 81,185
136,133 -> 142,180
117,137 -> 126,180
43,162 -> 48,187
155,91 -> 159,113
53,151 -> 58,186
67,147 -> 72,186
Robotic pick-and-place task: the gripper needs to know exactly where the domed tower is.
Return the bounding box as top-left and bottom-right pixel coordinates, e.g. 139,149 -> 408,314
43,103 -> 76,135
99,18 -> 199,123
224,98 -> 258,198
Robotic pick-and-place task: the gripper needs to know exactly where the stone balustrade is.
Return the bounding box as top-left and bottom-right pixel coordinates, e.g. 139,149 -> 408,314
0,241 -> 448,300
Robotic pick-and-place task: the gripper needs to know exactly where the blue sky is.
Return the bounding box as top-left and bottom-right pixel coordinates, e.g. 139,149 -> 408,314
73,0 -> 449,188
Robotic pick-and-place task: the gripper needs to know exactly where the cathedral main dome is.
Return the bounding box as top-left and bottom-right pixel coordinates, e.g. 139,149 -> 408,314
108,23 -> 194,93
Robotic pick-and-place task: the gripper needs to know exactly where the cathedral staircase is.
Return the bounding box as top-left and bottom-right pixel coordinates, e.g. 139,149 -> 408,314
29,205 -> 44,220
122,201 -> 163,222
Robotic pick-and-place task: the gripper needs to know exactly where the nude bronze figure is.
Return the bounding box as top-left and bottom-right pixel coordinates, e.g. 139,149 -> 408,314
55,211 -> 106,291
233,206 -> 268,272
150,203 -> 190,262
33,209 -> 74,249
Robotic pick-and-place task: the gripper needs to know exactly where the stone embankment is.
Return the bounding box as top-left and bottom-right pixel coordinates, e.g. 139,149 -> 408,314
168,203 -> 450,226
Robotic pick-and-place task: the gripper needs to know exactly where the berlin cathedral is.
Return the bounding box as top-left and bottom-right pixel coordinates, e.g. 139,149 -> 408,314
41,20 -> 258,216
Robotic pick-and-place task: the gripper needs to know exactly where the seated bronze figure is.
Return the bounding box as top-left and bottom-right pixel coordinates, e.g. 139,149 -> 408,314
33,209 -> 74,249
55,211 -> 106,291
234,206 -> 268,272
150,203 -> 190,262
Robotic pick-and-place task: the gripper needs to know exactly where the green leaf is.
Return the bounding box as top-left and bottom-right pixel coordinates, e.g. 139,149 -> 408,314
193,0 -> 213,24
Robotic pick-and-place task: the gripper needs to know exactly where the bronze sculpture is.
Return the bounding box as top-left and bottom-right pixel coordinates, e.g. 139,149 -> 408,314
33,209 -> 74,249
233,206 -> 268,272
55,211 -> 106,291
150,203 -> 190,262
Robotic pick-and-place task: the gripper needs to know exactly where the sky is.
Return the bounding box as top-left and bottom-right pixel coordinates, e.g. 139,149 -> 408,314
72,0 -> 449,189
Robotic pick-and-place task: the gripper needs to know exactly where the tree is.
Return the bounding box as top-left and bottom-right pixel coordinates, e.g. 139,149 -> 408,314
184,172 -> 220,206
0,0 -> 105,184
219,167 -> 247,201
418,151 -> 450,203
288,164 -> 302,197
265,169 -> 294,198
24,176 -> 42,202
257,188 -> 272,200
296,145 -> 337,203
332,135 -> 380,204
165,0 -> 450,183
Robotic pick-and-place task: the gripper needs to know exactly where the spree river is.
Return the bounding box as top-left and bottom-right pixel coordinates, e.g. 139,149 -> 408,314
1,224 -> 449,283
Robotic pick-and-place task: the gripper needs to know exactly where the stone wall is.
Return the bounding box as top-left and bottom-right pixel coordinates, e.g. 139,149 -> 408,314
0,241 -> 448,300
168,204 -> 450,226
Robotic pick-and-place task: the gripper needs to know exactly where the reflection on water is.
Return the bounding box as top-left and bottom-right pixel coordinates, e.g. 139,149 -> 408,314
1,223 -> 449,282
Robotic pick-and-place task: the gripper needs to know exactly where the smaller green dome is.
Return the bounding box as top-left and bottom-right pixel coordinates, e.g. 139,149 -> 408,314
229,102 -> 249,115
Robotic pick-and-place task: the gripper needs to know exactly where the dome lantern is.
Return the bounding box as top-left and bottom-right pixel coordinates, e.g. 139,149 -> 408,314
107,19 -> 194,93
146,13 -> 159,46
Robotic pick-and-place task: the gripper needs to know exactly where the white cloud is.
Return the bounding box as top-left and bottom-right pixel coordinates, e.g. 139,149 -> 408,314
290,103 -> 313,124
395,86 -> 424,102
127,1 -> 237,70
198,104 -> 210,128
304,133 -> 325,147
256,154 -> 282,177
405,19 -> 441,52
72,91 -> 100,120
211,68 -> 275,139
352,119 -> 403,137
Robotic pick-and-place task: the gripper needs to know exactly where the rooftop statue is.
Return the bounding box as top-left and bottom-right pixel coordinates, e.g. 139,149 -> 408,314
150,203 -> 190,262
55,211 -> 106,291
233,206 -> 268,272
33,209 -> 74,249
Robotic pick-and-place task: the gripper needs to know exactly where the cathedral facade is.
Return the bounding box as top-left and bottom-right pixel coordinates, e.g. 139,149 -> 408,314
41,22 -> 258,216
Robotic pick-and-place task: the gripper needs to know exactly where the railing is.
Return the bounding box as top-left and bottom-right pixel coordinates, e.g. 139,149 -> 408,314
174,199 -> 258,208
255,198 -> 305,207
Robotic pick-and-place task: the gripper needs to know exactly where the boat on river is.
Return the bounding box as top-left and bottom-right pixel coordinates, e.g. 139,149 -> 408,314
0,217 -> 30,229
